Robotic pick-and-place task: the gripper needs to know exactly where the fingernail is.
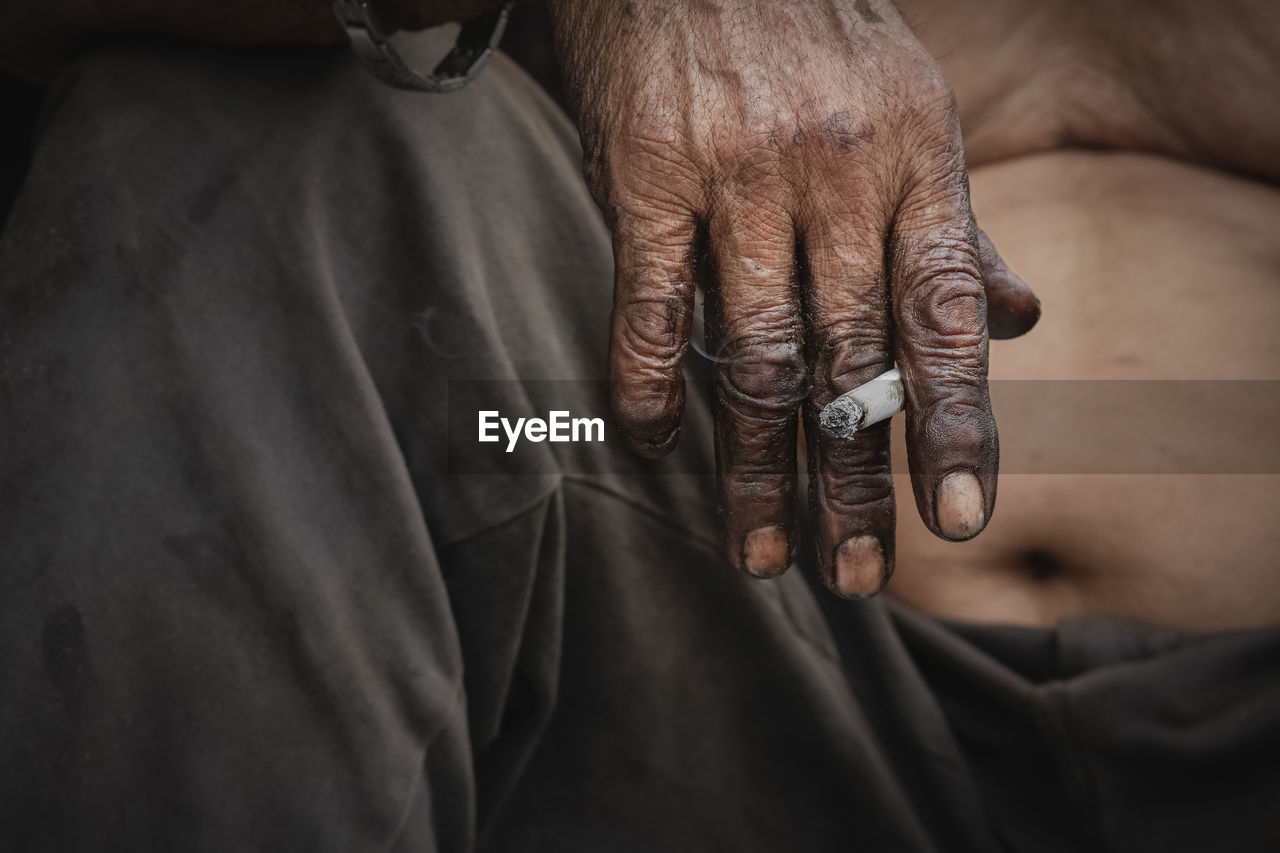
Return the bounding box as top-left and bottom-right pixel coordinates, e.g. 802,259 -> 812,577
743,526 -> 790,577
834,536 -> 885,598
936,471 -> 986,540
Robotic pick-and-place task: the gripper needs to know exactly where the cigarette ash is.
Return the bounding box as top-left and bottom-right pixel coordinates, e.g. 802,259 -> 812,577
819,395 -> 865,440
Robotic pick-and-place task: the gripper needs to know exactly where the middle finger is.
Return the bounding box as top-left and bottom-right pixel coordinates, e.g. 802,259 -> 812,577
707,191 -> 806,579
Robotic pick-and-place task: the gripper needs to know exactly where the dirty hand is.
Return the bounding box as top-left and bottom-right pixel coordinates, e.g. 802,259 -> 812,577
550,0 -> 1040,596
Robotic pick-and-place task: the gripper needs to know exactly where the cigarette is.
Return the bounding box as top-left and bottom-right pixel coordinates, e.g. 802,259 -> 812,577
818,368 -> 904,439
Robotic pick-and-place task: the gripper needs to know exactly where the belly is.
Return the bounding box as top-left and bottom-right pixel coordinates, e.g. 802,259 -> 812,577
887,151 -> 1280,631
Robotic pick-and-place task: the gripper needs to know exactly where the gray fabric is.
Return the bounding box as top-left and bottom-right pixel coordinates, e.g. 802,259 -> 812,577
1,34 -> 1277,853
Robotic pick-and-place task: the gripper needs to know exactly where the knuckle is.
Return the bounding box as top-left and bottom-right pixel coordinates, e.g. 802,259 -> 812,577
718,335 -> 808,414
915,280 -> 985,340
615,294 -> 690,365
901,243 -> 987,343
811,320 -> 893,400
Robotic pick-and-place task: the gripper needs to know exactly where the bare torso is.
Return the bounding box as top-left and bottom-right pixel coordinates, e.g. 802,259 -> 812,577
5,0 -> 1275,630
892,152 -> 1280,630
889,0 -> 1280,630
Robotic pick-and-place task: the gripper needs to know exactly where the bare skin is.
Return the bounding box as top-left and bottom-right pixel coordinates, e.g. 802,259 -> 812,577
897,0 -> 1280,182
893,151 -> 1280,631
548,0 -> 1040,596
12,0 -> 1042,599
11,0 -> 1277,617
547,0 -> 1280,612
872,0 -> 1280,630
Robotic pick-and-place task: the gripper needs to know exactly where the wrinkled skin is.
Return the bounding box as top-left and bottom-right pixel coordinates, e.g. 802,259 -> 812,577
15,0 -> 1041,596
896,0 -> 1280,184
549,0 -> 1039,595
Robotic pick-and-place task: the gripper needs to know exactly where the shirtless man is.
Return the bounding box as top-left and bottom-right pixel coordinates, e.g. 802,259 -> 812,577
1,1 -> 1276,850
888,0 -> 1280,630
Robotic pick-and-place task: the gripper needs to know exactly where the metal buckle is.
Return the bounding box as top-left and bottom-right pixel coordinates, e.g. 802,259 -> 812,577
332,1 -> 514,93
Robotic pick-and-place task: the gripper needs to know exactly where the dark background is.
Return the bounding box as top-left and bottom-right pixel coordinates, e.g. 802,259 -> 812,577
0,0 -> 563,229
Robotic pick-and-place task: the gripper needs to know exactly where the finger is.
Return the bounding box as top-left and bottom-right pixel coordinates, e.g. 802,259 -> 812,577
977,226 -> 1041,340
707,198 -> 805,578
891,171 -> 998,542
800,213 -> 896,598
609,208 -> 699,457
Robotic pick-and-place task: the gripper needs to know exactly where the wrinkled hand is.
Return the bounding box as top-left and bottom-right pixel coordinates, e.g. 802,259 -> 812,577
550,0 -> 1040,596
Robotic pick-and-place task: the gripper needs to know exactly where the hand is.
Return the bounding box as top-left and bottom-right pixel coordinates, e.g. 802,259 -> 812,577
550,0 -> 1040,597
